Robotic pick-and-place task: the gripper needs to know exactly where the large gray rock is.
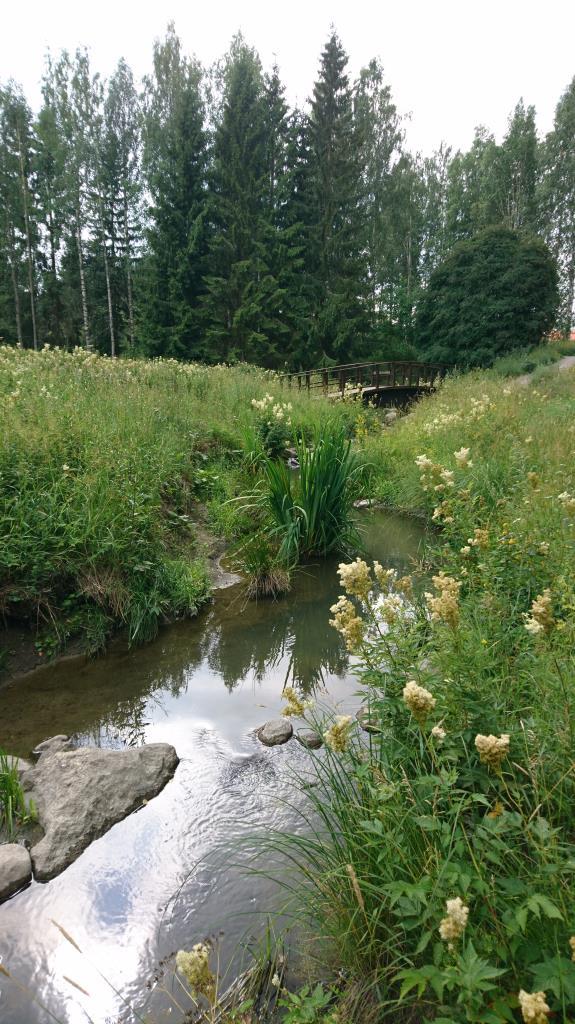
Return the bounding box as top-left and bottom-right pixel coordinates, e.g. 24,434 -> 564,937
0,844 -> 32,901
23,743 -> 179,881
256,720 -> 293,747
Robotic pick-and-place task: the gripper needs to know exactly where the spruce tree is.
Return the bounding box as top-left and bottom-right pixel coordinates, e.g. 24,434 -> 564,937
203,37 -> 287,365
141,24 -> 209,359
308,31 -> 370,364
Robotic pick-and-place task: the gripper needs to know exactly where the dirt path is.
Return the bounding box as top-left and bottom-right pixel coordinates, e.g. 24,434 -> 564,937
517,354 -> 575,387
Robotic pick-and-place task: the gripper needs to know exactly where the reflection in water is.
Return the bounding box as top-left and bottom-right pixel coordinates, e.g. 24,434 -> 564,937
0,512 -> 424,1024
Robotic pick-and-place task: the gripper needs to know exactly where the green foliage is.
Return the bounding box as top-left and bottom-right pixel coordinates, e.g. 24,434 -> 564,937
279,982 -> 335,1023
0,748 -> 34,836
243,426 -> 363,564
416,225 -> 559,367
264,368 -> 575,1022
235,537 -> 291,600
490,343 -> 561,377
0,346 -> 355,653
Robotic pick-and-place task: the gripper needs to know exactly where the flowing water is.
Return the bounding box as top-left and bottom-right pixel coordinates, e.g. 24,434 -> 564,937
0,511 -> 425,1024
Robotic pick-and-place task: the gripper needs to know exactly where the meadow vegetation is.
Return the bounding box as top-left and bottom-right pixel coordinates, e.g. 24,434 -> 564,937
267,365 -> 575,1022
0,345 -> 357,658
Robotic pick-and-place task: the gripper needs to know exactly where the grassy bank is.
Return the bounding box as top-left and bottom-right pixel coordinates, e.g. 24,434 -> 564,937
271,364 -> 575,1022
0,346 -> 358,660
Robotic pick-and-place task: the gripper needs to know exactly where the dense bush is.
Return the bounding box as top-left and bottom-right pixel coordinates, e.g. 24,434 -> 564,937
416,226 -> 559,367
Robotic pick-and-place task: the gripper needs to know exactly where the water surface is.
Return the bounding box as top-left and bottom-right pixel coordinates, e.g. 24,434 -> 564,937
0,511 -> 424,1024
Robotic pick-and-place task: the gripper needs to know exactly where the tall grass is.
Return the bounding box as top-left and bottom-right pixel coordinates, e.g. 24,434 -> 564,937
246,427 -> 364,565
0,346 -> 356,654
262,365 -> 575,1021
0,749 -> 32,836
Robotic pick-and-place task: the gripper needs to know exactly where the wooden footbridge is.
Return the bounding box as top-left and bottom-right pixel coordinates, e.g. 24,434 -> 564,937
279,360 -> 449,406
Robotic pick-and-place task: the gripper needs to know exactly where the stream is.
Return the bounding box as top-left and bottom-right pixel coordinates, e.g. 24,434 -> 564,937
0,511 -> 425,1024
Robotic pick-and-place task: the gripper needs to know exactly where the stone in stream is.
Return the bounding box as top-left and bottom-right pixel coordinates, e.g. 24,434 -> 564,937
256,720 -> 293,746
22,743 -> 179,882
32,734 -> 74,759
296,729 -> 323,750
356,707 -> 383,734
0,843 -> 32,901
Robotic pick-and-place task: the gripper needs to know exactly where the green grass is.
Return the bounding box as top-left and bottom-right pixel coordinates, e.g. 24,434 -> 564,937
0,346 -> 357,655
0,748 -> 33,836
263,364 -> 575,1022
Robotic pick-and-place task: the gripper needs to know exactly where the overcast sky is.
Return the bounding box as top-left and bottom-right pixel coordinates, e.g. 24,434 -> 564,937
1,0 -> 574,155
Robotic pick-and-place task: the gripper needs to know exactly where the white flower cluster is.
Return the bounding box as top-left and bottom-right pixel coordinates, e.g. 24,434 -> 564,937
518,990 -> 551,1024
523,589 -> 554,636
251,393 -> 292,425
558,491 -> 575,514
403,680 -> 436,724
439,896 -> 469,945
475,733 -> 510,770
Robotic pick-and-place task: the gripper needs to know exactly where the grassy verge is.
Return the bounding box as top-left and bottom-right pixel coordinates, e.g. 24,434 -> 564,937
490,339 -> 575,377
269,365 -> 575,1022
0,346 -> 359,659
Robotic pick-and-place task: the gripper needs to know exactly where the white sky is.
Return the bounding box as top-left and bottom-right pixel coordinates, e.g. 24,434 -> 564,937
1,0 -> 574,155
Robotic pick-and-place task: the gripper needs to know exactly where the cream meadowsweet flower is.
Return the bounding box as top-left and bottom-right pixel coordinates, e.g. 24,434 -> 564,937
518,990 -> 551,1024
337,558 -> 372,600
439,897 -> 469,944
176,944 -> 215,1001
523,589 -> 554,636
454,446 -> 472,468
281,686 -> 311,718
403,680 -> 436,724
475,733 -> 510,770
380,593 -> 404,626
373,562 -> 397,590
558,491 -> 575,514
329,596 -> 365,651
460,545 -> 471,556
468,528 -> 489,549
431,723 -> 446,742
415,454 -> 433,471
425,573 -> 461,628
324,715 -> 353,753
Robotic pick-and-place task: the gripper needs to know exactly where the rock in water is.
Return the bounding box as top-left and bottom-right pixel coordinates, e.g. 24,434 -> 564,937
0,844 -> 32,901
356,707 -> 383,734
256,720 -> 293,746
32,735 -> 73,759
296,729 -> 323,750
24,744 -> 179,881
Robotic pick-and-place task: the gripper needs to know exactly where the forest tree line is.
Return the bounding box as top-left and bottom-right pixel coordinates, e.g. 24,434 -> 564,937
1,25 -> 574,368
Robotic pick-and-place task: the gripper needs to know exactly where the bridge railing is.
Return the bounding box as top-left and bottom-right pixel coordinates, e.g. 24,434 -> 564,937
278,360 -> 449,397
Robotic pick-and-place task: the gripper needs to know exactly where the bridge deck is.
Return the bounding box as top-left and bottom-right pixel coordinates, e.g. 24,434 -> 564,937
279,360 -> 448,400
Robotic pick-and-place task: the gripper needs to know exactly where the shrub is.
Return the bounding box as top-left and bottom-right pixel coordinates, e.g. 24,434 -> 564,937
416,226 -> 558,367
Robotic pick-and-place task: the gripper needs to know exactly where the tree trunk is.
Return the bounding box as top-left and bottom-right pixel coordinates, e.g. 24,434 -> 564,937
16,126 -> 38,350
103,241 -> 116,356
76,206 -> 91,350
123,192 -> 135,349
9,239 -> 23,349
